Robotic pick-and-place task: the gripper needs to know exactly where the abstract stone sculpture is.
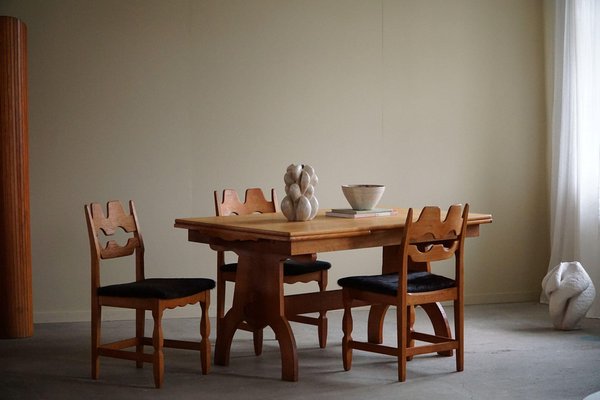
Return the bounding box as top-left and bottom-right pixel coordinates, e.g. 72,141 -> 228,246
542,261 -> 596,330
281,164 -> 319,221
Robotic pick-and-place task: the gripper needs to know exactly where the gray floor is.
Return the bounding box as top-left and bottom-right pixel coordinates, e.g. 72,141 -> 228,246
1,302 -> 600,400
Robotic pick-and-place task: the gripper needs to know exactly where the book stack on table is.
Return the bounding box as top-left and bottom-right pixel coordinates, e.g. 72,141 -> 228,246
325,208 -> 398,218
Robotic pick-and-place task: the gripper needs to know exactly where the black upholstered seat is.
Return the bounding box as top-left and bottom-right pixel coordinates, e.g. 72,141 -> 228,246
220,259 -> 331,276
98,278 -> 216,299
338,271 -> 455,296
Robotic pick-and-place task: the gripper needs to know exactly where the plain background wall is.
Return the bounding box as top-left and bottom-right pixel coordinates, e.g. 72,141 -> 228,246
0,0 -> 549,323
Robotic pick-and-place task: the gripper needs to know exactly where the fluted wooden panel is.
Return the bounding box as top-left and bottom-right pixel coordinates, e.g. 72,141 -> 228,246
0,16 -> 33,338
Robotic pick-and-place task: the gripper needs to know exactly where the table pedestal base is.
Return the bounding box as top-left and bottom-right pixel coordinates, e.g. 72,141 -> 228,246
214,253 -> 453,381
214,252 -> 299,381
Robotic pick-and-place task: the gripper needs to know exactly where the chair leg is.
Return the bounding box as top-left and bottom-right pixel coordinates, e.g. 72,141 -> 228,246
455,299 -> 464,372
252,329 -> 263,356
216,271 -> 226,332
200,298 -> 211,375
406,305 -> 415,362
152,308 -> 165,389
397,304 -> 407,382
317,314 -> 328,349
91,301 -> 101,380
317,271 -> 328,348
341,290 -> 353,371
136,309 -> 145,368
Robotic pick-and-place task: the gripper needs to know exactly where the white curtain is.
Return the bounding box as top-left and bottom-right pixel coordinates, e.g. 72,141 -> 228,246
546,0 -> 600,317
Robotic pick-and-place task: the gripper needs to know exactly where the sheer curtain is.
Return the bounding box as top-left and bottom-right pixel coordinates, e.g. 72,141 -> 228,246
546,0 -> 600,317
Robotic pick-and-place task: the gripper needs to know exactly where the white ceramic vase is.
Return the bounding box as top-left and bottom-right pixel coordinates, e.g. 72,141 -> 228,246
281,164 -> 319,221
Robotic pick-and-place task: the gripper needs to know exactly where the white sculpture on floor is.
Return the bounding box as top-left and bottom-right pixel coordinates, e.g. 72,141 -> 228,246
542,261 -> 596,330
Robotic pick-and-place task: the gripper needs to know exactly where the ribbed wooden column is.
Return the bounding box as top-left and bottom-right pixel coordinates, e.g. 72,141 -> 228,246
0,16 -> 33,338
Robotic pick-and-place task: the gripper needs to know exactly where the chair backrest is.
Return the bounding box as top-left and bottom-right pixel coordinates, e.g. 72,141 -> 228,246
402,204 -> 469,268
214,188 -> 279,216
213,188 -> 279,267
85,200 -> 145,290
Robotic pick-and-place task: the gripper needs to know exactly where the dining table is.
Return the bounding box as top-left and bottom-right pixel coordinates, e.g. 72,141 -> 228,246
174,207 -> 492,381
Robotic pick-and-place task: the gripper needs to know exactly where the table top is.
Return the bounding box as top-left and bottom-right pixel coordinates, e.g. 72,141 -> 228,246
174,208 -> 493,244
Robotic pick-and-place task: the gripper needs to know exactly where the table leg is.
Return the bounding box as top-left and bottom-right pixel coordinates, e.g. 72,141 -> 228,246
367,305 -> 388,344
420,302 -> 453,356
214,251 -> 299,381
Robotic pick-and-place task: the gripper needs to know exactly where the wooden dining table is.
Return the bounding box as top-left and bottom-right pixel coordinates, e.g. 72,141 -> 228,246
174,208 -> 492,381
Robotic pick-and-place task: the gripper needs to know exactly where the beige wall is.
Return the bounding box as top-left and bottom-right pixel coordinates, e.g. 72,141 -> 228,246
0,0 -> 549,322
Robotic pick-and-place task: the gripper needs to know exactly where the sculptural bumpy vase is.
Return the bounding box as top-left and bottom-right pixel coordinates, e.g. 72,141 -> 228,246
281,164 -> 319,221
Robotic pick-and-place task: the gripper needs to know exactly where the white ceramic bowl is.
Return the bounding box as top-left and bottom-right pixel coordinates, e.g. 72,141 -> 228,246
342,184 -> 385,210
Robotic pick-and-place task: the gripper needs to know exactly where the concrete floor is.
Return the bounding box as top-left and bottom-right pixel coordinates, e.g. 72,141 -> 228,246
1,302 -> 599,400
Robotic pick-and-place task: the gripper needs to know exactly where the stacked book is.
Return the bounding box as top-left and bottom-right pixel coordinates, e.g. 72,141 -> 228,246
325,208 -> 398,219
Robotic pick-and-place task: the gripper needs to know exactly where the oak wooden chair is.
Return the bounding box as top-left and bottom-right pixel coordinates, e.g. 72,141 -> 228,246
214,188 -> 331,355
337,204 -> 469,381
85,200 -> 215,388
